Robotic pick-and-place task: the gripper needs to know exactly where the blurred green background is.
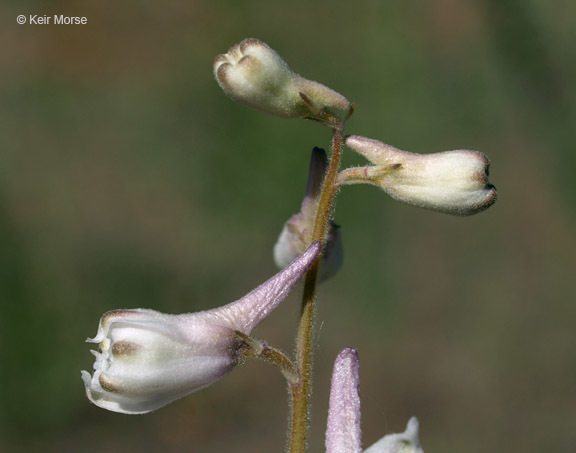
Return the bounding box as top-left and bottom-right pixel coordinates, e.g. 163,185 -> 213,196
1,0 -> 575,451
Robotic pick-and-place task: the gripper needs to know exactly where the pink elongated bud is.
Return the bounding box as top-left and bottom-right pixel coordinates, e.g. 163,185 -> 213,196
274,148 -> 343,281
325,348 -> 424,453
326,348 -> 362,453
342,135 -> 497,216
214,39 -> 350,120
81,242 -> 320,415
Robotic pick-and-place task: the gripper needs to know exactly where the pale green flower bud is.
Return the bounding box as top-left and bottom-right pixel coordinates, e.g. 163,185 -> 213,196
342,135 -> 497,216
214,38 -> 350,120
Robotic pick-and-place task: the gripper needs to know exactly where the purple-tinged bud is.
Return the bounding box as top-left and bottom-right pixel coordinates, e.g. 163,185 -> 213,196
325,348 -> 424,452
342,135 -> 497,216
81,242 -> 321,414
274,148 -> 343,281
214,39 -> 350,120
326,348 -> 362,453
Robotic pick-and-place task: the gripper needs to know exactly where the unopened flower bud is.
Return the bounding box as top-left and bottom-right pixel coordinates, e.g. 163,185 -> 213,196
364,418 -> 423,453
325,348 -> 424,453
342,135 -> 497,216
214,38 -> 350,120
274,148 -> 343,281
81,242 -> 320,414
326,348 -> 362,453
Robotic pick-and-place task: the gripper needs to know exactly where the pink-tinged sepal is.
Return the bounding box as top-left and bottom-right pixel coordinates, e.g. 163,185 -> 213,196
216,241 -> 321,333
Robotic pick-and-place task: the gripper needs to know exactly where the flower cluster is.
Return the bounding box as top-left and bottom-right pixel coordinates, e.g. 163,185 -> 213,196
214,38 -> 497,217
82,36 -> 497,451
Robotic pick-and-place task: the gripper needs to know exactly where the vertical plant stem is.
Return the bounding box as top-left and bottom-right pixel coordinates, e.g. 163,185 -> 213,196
288,121 -> 343,453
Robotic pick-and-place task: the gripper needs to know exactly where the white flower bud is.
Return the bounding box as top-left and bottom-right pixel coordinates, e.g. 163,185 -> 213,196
274,148 -> 343,281
214,38 -> 350,120
364,417 -> 423,453
82,242 -> 320,414
342,135 -> 497,216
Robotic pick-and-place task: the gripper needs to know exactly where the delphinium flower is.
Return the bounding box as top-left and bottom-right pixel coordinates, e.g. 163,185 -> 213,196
340,135 -> 497,216
274,147 -> 343,281
81,242 -> 320,414
214,38 -> 350,121
326,348 -> 423,453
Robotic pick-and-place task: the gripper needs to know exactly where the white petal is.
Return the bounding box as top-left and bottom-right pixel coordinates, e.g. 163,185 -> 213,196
364,417 -> 423,453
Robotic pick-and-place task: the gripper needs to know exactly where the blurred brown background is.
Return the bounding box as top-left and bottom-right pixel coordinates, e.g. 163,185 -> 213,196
1,0 -> 575,452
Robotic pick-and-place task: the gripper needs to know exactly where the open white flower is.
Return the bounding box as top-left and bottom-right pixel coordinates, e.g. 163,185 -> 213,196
214,38 -> 350,120
325,348 -> 423,453
81,242 -> 320,414
341,135 -> 497,216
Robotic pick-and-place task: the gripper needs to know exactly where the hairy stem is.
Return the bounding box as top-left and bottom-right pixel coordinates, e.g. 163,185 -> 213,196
288,120 -> 344,453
